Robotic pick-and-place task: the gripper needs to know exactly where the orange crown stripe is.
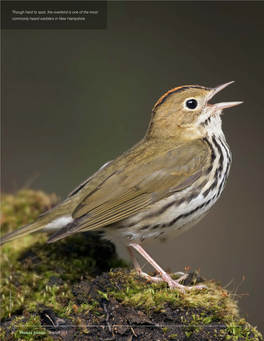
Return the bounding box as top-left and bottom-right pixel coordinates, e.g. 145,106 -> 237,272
153,85 -> 204,110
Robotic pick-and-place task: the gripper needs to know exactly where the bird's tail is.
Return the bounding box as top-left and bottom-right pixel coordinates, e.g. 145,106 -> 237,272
0,199 -> 73,246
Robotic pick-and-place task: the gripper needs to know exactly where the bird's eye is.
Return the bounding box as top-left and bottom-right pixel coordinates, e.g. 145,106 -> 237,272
185,99 -> 198,110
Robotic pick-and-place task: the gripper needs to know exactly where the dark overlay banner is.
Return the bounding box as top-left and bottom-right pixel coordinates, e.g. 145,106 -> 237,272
1,1 -> 107,29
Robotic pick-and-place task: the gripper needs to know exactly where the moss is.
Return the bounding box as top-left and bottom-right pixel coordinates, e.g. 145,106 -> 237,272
0,190 -> 128,322
108,269 -> 238,318
0,190 -> 262,340
225,320 -> 263,341
0,328 -> 6,340
1,190 -> 60,269
92,268 -> 262,341
6,315 -> 52,341
78,301 -> 99,315
1,189 -> 59,236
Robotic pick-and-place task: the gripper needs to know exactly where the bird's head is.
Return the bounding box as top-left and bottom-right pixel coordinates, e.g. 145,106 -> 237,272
147,81 -> 243,140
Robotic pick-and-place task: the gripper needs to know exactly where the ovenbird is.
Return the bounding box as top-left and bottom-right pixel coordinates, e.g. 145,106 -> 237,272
1,81 -> 242,292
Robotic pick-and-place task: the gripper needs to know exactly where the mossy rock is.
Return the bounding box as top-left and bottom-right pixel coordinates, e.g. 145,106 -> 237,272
0,190 -> 263,340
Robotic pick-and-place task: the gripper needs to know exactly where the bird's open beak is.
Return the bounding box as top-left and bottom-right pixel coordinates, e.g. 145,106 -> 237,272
207,81 -> 243,110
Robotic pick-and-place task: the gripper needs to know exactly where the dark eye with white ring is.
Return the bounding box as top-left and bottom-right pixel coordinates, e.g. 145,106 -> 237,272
186,99 -> 198,110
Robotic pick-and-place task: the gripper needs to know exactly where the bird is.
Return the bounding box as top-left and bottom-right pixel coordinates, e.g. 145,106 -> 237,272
1,81 -> 242,292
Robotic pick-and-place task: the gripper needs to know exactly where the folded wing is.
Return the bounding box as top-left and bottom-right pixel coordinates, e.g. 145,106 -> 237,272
48,139 -> 209,242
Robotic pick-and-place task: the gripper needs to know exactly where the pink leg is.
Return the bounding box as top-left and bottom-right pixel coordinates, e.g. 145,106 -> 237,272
126,246 -> 163,283
126,245 -> 141,272
129,243 -> 207,293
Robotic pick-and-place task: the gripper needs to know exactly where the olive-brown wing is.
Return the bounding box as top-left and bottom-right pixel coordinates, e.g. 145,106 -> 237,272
70,143 -> 209,232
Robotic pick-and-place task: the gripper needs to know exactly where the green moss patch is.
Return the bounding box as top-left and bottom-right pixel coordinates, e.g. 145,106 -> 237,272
0,190 -> 262,340
0,190 -> 127,337
1,231 -> 127,320
68,268 -> 262,340
1,189 -> 59,236
1,315 -> 52,341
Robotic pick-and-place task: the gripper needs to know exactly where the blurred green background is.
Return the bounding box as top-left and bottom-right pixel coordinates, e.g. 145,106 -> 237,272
2,1 -> 264,333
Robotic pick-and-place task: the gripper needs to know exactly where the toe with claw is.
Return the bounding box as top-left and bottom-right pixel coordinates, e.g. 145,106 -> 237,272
127,244 -> 208,293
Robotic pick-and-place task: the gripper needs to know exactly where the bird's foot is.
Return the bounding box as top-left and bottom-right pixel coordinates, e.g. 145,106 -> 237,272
128,244 -> 208,294
140,271 -> 187,284
170,272 -> 208,292
137,269 -> 207,293
171,271 -> 188,283
162,272 -> 208,293
137,270 -> 163,283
